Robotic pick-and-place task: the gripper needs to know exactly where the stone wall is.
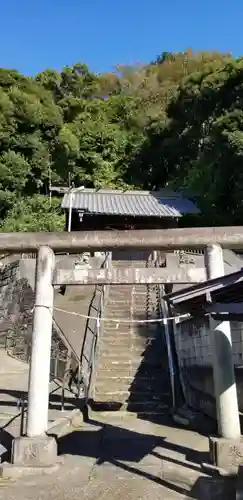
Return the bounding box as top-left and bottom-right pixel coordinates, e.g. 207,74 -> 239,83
0,260 -> 34,350
175,317 -> 243,417
0,259 -> 68,372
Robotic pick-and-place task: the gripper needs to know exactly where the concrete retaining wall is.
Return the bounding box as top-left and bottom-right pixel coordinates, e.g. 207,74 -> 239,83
0,260 -> 34,349
175,317 -> 243,417
0,258 -> 69,371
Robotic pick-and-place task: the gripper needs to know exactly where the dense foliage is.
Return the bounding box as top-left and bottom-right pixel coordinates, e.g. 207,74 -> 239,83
1,50 -> 243,230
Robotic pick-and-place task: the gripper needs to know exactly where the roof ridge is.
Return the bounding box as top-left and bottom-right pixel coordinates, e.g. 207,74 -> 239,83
65,188 -> 184,197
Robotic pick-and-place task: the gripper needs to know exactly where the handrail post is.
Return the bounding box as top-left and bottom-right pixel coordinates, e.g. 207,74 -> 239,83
11,246 -> 57,467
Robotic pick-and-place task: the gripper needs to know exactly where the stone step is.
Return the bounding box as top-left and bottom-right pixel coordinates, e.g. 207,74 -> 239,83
91,400 -> 170,414
95,369 -> 168,382
103,318 -> 132,324
108,293 -> 147,299
97,352 -> 164,366
107,298 -> 131,303
103,324 -> 130,332
100,339 -> 158,350
104,304 -> 132,311
103,324 -> 158,333
96,363 -> 169,379
94,390 -> 170,403
100,338 -> 132,347
96,359 -> 166,373
104,310 -> 146,317
102,330 -> 131,337
103,320 -> 131,327
101,332 -> 158,341
106,296 -> 132,302
102,331 -> 131,338
103,314 -> 131,322
95,374 -> 170,388
129,310 -> 150,317
112,262 -> 148,267
130,323 -> 158,330
95,370 -> 164,381
106,295 -> 133,302
104,305 -> 132,311
112,263 -> 148,267
105,303 -> 132,309
135,292 -> 151,296
99,346 -> 144,355
108,296 -> 147,302
108,287 -> 133,291
100,340 -> 166,353
95,378 -> 170,395
104,317 -> 131,324
98,350 -> 163,362
99,342 -> 158,352
107,288 -> 133,293
102,329 -> 161,337
95,373 -> 165,387
94,389 -> 170,401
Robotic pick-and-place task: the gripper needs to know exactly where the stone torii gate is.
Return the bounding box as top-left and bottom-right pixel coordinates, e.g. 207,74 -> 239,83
1,226 -> 243,474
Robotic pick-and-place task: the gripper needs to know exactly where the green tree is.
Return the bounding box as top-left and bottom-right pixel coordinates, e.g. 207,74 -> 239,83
162,59 -> 243,224
0,51 -> 239,231
1,195 -> 65,232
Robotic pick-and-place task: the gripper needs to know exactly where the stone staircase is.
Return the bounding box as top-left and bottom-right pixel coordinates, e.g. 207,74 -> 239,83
93,255 -> 172,415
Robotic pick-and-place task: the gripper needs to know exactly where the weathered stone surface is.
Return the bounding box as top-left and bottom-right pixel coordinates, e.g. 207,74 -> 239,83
11,435 -> 57,467
209,436 -> 243,473
175,313 -> 243,417
0,462 -> 60,479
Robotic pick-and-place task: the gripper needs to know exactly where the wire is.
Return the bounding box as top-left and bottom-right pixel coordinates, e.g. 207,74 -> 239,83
53,306 -> 190,324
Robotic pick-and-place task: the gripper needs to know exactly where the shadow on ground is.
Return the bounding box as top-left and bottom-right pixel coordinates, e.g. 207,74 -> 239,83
57,413 -> 235,499
0,385 -> 82,463
0,385 -> 81,412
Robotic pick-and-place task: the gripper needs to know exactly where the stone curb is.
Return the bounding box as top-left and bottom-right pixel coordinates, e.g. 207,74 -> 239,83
0,409 -> 83,480
0,462 -> 61,479
47,408 -> 83,437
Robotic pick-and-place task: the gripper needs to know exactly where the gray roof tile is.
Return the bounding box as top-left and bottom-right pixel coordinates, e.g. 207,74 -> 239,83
61,189 -> 200,218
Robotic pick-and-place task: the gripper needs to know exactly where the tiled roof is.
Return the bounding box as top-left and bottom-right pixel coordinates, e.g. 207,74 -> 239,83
61,189 -> 200,218
165,268 -> 243,313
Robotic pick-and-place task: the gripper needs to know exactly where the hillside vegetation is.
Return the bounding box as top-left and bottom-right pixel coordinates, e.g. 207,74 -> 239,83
0,49 -> 242,230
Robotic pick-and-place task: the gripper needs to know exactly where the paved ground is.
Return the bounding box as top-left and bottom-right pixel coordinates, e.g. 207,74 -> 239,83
0,350 -> 78,451
0,412 -> 234,500
0,302 -> 236,500
54,283 -> 95,358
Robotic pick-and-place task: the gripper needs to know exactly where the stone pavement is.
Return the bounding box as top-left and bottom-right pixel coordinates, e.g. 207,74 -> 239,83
0,413 -> 236,499
0,349 -> 78,457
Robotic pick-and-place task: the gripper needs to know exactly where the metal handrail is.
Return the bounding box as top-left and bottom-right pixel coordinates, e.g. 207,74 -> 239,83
52,316 -> 80,366
80,252 -> 111,405
50,316 -> 82,404
4,252 -> 111,408
153,252 -> 180,409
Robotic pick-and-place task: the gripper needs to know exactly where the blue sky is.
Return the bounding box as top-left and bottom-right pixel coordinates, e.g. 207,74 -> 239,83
1,0 -> 242,76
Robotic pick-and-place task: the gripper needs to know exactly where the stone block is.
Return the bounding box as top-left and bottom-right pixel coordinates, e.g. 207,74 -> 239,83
0,462 -> 60,479
11,435 -> 57,467
209,436 -> 243,474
